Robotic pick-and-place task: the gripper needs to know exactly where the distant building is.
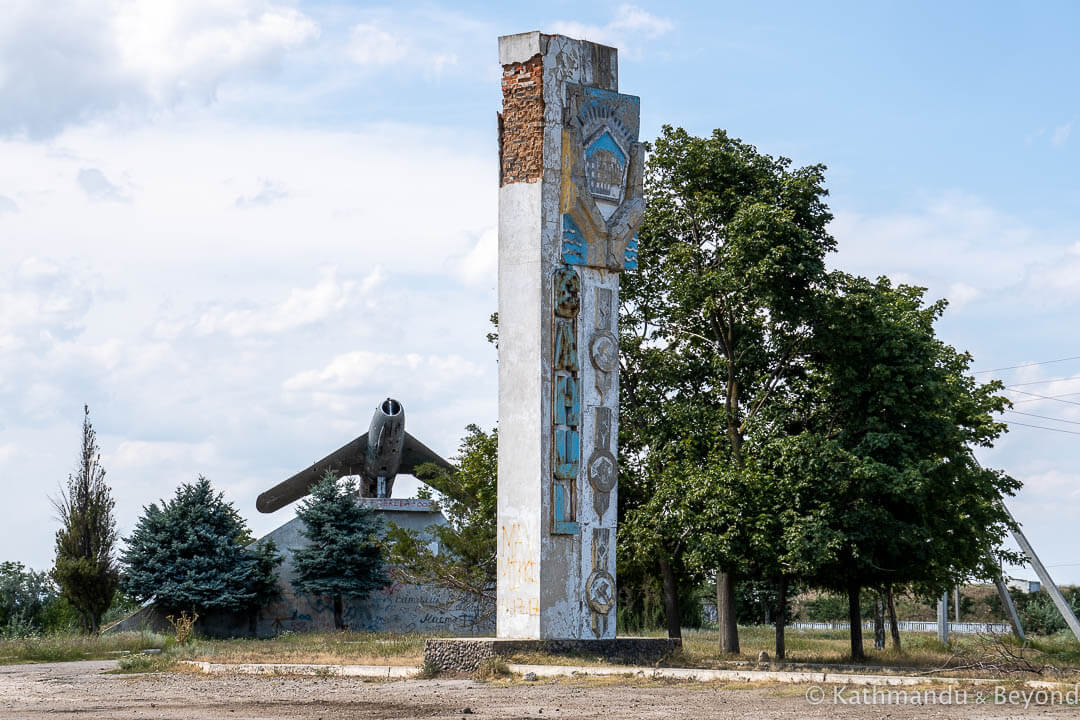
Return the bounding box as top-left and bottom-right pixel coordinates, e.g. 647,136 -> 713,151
1006,577 -> 1042,594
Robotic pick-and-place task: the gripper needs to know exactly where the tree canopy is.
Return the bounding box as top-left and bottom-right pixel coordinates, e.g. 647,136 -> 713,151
386,424 -> 497,624
51,405 -> 119,633
291,472 -> 388,630
120,476 -> 281,618
619,125 -> 1020,659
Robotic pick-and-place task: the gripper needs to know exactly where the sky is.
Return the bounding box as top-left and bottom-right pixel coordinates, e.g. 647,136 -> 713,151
2,0 -> 1080,587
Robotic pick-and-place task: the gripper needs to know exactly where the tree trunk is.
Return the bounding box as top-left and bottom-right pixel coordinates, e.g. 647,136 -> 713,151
716,570 -> 740,654
886,584 -> 901,649
774,576 -> 787,660
873,593 -> 885,650
333,594 -> 344,631
847,581 -> 864,661
658,555 -> 682,639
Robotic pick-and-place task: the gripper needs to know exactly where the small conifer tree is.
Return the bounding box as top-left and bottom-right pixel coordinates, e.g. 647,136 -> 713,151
121,476 -> 282,619
52,405 -> 119,633
291,472 -> 388,630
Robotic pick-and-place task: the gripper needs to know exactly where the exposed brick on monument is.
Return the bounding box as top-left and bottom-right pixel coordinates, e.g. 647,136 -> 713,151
499,54 -> 544,185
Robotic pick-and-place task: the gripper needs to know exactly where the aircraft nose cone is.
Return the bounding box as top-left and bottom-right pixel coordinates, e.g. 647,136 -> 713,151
381,397 -> 402,416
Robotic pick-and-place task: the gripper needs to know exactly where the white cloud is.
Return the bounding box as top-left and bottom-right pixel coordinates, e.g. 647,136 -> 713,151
0,0 -> 318,138
347,22 -> 409,66
235,178 -> 289,208
284,351 -> 483,393
1018,241 -> 1080,305
109,439 -> 219,470
455,227 -> 497,286
0,195 -> 17,214
77,167 -> 128,202
946,281 -> 980,309
0,257 -> 95,353
551,4 -> 674,57
0,443 -> 16,463
346,19 -> 458,74
193,266 -> 376,338
830,192 -> 1050,309
1052,119 -> 1074,147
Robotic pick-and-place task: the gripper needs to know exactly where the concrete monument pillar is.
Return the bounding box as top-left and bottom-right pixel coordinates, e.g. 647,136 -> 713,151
496,31 -> 642,640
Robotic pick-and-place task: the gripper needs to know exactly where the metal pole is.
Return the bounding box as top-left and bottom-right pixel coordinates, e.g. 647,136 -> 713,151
954,587 -> 961,622
1004,504 -> 1080,642
991,569 -> 1026,641
937,592 -> 949,644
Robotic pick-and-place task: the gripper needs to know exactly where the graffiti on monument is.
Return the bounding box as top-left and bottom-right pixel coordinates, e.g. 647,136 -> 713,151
499,520 -> 540,617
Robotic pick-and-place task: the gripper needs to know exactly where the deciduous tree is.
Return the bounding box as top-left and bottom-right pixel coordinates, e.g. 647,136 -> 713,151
620,125 -> 835,647
386,425 -> 497,625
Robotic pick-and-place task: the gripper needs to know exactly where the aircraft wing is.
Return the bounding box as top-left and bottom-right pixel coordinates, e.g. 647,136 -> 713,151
256,434 -> 368,513
400,432 -> 456,495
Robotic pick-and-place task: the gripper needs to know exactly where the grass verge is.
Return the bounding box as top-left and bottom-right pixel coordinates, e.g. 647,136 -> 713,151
0,631 -> 167,664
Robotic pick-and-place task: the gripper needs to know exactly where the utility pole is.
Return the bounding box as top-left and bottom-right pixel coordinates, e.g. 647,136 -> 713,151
937,592 -> 949,644
1003,504 -> 1080,642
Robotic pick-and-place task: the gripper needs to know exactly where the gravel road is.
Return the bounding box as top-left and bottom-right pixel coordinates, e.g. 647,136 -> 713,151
2,660 -> 1077,719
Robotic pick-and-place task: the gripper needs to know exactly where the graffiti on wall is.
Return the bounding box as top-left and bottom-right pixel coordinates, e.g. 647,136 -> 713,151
258,568 -> 492,637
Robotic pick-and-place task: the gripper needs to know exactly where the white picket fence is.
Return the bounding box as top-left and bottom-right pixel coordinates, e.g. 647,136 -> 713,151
789,620 -> 1011,635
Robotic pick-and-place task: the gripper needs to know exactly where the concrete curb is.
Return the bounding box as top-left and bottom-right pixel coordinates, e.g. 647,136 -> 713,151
182,661 -> 417,678
182,660 -> 1080,690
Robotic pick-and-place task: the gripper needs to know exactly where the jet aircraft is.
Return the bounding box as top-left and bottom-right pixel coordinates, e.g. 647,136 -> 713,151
256,397 -> 454,513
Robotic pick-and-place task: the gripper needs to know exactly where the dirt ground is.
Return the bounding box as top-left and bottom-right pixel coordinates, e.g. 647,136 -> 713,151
3,660 -> 1079,719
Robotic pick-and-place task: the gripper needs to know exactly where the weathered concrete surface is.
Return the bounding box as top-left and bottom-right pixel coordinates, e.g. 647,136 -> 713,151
424,637 -> 680,673
496,31 -> 641,642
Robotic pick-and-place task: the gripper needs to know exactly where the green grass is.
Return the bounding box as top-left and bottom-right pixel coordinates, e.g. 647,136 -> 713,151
0,631 -> 167,664
184,631 -> 427,666
6,627 -> 1080,683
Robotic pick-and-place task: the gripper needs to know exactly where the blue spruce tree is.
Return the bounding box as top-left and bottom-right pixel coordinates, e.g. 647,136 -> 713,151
121,476 -> 281,624
291,472 -> 388,630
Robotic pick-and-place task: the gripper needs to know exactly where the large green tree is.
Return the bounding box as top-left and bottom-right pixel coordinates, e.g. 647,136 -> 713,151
291,472 -> 389,630
386,425 -> 497,624
121,476 -> 282,621
774,275 -> 1019,659
0,562 -> 57,637
51,405 -> 120,633
620,125 -> 835,648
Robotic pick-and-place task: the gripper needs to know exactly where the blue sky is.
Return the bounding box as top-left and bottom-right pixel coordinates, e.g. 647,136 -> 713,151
2,1 -> 1079,587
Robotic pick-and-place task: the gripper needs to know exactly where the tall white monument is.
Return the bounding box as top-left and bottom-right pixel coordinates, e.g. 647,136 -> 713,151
496,32 -> 643,640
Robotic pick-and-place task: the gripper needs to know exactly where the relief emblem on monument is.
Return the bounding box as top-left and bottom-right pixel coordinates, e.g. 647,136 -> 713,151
560,85 -> 645,272
552,267 -> 582,536
585,527 -> 615,637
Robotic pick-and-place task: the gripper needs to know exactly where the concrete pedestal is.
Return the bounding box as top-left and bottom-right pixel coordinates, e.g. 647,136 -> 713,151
496,31 -> 643,641
423,637 -> 681,673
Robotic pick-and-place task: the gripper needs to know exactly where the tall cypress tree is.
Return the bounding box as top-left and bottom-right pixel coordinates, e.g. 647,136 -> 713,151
292,472 -> 388,630
52,405 -> 119,633
121,476 -> 282,619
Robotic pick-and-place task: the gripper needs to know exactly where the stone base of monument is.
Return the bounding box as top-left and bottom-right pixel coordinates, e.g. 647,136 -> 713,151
423,637 -> 682,673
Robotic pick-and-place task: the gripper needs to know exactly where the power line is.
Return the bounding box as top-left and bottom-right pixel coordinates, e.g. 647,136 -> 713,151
1012,391 -> 1080,405
1005,376 -> 1080,389
1004,388 -> 1080,407
1006,410 -> 1080,426
1006,420 -> 1080,436
974,355 -> 1080,375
